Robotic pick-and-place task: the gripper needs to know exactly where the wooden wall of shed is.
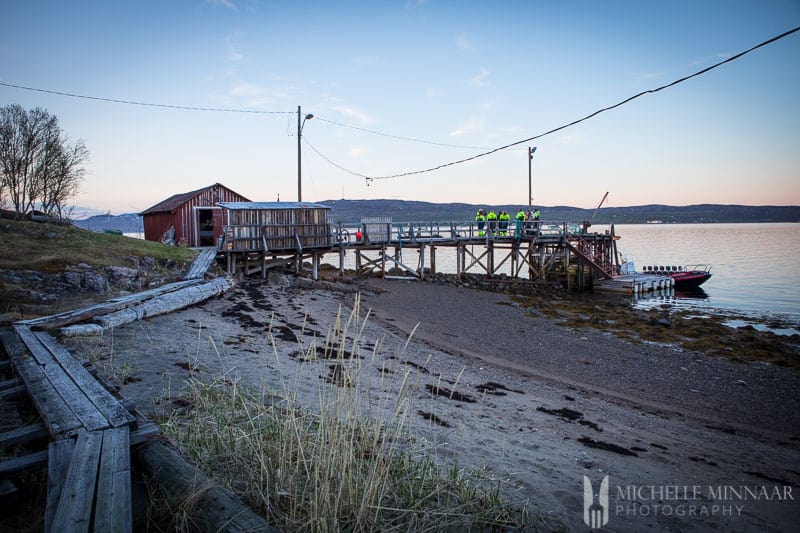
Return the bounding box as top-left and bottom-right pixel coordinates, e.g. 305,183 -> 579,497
223,208 -> 331,251
142,186 -> 249,245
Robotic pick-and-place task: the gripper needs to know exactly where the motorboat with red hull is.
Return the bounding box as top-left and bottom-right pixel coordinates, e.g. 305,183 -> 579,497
640,264 -> 712,289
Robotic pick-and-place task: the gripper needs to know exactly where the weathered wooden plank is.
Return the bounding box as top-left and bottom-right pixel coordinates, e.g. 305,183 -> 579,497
60,278 -> 232,337
45,438 -> 76,533
21,326 -> 109,432
35,332 -> 134,428
51,430 -> 103,533
18,279 -> 204,330
0,422 -> 48,448
0,425 -> 159,479
0,449 -> 48,475
14,325 -> 57,365
134,439 -> 277,532
17,325 -> 110,433
0,327 -> 83,436
183,248 -> 218,280
0,383 -> 26,400
94,426 -> 132,533
41,362 -> 109,433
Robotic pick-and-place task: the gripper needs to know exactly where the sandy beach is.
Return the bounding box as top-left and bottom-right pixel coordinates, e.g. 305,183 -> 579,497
64,275 -> 800,532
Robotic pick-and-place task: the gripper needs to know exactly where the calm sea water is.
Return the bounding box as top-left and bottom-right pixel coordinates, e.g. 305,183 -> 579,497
326,223 -> 800,328
608,223 -> 800,323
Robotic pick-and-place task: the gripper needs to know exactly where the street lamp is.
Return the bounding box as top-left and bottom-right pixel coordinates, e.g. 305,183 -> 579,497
528,146 -> 537,208
297,106 -> 314,202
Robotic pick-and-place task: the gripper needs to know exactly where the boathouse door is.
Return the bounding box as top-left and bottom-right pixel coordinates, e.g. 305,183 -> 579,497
196,207 -> 222,247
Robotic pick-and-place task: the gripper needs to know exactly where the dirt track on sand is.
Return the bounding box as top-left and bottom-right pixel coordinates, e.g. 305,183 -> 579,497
65,276 -> 800,532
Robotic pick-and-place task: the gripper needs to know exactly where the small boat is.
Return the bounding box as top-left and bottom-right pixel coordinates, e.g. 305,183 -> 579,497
640,264 -> 712,288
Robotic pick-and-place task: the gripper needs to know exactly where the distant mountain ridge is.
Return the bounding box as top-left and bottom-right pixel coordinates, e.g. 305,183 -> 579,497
73,213 -> 143,233
318,200 -> 800,225
71,201 -> 800,233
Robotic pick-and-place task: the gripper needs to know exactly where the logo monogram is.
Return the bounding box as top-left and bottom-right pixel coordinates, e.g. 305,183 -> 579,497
583,475 -> 610,528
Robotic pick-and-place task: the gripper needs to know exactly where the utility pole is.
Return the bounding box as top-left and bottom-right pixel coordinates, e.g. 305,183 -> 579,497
297,106 -> 302,202
528,146 -> 537,207
296,106 -> 314,202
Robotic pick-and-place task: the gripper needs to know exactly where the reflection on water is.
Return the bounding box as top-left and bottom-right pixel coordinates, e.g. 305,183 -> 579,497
607,223 -> 800,323
675,287 -> 709,300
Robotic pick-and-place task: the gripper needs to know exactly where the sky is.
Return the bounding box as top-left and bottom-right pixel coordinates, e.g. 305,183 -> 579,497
1,0 -> 799,215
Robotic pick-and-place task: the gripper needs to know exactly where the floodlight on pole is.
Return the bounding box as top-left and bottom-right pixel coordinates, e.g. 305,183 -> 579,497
297,106 -> 314,202
528,146 -> 537,208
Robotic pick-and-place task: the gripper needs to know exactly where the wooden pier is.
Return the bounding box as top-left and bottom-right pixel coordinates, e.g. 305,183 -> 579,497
219,217 -> 629,290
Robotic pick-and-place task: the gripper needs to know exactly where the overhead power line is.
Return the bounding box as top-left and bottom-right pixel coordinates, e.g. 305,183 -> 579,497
315,117 -> 497,150
0,81 -> 293,115
302,137 -> 370,179
358,26 -> 800,183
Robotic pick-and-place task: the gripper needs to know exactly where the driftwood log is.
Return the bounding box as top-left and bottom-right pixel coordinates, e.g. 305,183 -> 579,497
133,439 -> 277,533
60,278 -> 232,337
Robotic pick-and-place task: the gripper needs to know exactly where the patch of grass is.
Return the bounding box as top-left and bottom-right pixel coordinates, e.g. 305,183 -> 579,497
153,296 -> 543,532
0,219 -> 195,272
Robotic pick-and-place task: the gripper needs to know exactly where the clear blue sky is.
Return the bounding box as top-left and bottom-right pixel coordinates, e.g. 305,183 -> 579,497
1,0 -> 798,214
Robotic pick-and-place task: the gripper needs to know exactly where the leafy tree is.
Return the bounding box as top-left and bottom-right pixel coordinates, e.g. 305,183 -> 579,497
0,104 -> 88,218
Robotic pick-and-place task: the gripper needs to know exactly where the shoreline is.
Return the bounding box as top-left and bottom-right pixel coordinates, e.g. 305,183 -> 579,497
63,275 -> 800,531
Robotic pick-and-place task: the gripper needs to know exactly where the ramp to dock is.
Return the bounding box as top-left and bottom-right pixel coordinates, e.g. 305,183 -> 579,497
184,248 -> 218,280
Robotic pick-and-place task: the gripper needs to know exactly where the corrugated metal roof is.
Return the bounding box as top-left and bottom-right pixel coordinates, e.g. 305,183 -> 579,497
218,202 -> 331,210
139,183 -> 251,215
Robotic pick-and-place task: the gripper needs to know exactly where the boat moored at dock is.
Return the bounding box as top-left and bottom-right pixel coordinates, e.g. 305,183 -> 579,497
640,264 -> 712,289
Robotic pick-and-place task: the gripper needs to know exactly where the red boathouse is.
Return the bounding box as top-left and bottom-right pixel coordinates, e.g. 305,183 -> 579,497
139,183 -> 250,247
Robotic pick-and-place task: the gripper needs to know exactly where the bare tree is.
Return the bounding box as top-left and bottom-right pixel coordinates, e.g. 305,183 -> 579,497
0,104 -> 88,218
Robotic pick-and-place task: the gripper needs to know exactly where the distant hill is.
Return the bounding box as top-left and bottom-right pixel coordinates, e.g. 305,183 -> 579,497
69,202 -> 800,233
73,213 -> 143,233
320,200 -> 800,225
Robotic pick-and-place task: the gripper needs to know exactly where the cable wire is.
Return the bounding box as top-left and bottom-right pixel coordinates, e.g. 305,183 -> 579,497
361,26 -> 800,183
314,117 -> 498,150
0,81 -> 293,115
302,137 -> 370,179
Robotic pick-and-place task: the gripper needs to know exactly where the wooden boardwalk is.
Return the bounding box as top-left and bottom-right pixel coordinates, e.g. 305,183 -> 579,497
220,219 -> 624,290
0,249 -> 225,532
0,325 -> 158,532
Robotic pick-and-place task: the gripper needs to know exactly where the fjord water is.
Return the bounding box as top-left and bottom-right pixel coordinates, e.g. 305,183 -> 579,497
330,222 -> 799,325
610,223 -> 800,323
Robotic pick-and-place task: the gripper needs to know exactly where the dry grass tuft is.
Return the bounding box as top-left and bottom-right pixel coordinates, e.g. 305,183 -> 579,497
157,296 -> 540,532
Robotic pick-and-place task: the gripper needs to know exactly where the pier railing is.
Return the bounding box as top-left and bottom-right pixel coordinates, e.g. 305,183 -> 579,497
216,219 -> 596,252
336,219 -> 590,245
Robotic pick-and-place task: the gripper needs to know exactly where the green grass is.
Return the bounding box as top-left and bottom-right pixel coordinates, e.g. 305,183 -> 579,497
0,218 -> 195,272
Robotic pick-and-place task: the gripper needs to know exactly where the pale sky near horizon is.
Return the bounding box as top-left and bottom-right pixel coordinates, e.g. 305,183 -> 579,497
1,0 -> 798,215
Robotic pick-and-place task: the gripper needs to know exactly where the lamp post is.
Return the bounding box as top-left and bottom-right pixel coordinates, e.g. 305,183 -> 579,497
528,146 -> 537,208
297,105 -> 314,202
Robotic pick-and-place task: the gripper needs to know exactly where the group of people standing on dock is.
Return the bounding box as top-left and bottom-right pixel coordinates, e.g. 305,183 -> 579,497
475,207 -> 540,238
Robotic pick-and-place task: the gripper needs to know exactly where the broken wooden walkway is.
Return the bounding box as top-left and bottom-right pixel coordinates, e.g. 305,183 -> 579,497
0,324 -> 153,532
0,251 -> 265,532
